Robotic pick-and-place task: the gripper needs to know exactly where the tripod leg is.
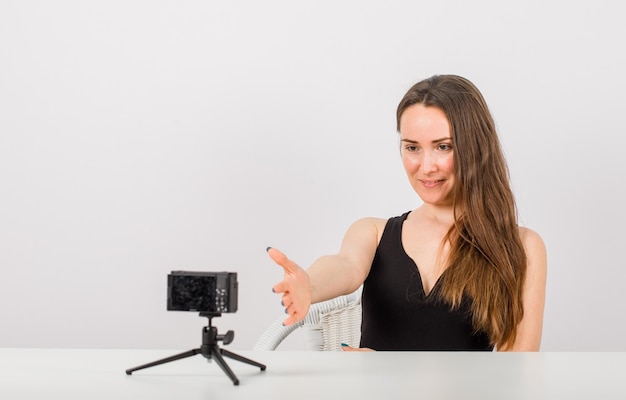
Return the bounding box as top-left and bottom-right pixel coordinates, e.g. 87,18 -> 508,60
220,348 -> 267,371
209,347 -> 241,385
126,349 -> 201,375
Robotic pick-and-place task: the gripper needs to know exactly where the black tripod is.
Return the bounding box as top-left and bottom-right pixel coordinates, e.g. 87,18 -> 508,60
125,313 -> 266,385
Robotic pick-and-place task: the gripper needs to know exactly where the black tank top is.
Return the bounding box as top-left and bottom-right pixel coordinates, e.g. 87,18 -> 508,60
360,212 -> 494,351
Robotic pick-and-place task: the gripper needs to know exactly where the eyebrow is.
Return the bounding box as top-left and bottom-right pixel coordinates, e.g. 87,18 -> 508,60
401,137 -> 451,144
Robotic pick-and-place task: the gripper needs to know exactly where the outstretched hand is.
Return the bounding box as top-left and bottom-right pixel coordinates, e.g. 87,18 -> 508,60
266,247 -> 312,326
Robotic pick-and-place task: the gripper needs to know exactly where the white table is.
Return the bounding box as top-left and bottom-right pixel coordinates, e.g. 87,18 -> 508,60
1,348 -> 625,399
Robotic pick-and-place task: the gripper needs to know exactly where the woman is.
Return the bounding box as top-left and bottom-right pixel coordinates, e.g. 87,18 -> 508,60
267,74 -> 547,351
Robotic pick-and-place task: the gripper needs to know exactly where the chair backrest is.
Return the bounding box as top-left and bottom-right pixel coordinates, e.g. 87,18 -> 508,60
253,287 -> 362,351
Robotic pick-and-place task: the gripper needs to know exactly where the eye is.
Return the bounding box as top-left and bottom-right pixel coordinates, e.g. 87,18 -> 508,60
404,145 -> 419,152
437,143 -> 453,151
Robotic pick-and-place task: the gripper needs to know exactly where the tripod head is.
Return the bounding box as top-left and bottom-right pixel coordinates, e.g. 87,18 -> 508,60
199,311 -> 222,320
198,312 -> 234,345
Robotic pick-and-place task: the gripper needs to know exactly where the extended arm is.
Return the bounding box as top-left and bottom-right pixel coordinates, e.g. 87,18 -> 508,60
267,217 -> 382,326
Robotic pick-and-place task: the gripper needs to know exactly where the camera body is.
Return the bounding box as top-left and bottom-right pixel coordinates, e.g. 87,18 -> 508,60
167,271 -> 238,313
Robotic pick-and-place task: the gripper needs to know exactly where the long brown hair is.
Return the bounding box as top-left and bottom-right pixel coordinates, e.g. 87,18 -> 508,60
396,75 -> 526,349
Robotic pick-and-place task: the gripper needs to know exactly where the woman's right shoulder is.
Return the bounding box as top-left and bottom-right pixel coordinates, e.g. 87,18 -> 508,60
348,217 -> 389,244
351,216 -> 388,230
353,212 -> 410,230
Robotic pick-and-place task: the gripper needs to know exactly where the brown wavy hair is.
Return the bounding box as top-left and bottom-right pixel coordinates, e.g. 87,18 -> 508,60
396,75 -> 526,349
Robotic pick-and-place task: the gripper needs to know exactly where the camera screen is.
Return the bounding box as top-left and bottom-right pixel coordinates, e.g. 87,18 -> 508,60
168,274 -> 218,312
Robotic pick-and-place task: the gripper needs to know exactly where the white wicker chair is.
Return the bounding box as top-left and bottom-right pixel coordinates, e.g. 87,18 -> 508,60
254,287 -> 362,351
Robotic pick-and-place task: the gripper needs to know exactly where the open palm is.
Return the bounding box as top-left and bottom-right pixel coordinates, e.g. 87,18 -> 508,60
267,247 -> 312,326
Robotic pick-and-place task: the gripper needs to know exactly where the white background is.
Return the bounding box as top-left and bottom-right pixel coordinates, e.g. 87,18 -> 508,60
1,0 -> 624,351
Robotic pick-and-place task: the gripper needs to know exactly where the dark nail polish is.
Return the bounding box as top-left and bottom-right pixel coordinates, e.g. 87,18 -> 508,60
266,247 -> 272,252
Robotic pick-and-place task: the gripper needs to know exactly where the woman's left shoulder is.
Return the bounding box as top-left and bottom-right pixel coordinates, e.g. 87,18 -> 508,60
517,226 -> 547,270
517,226 -> 546,251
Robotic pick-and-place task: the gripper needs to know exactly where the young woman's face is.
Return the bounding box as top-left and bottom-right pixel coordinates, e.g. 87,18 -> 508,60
399,104 -> 455,207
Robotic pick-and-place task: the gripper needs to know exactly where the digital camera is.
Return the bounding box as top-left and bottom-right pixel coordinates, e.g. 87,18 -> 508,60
167,271 -> 238,313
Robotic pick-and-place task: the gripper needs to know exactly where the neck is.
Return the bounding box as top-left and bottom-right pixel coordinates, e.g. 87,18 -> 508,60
415,203 -> 456,227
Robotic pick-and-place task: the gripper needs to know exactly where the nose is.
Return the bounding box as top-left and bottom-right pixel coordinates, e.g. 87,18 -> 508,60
420,151 -> 438,174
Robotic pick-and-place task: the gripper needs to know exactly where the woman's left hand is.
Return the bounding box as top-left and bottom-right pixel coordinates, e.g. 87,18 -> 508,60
341,344 -> 375,352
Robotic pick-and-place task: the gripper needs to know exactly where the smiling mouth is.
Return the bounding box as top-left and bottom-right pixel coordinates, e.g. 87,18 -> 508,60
420,179 -> 444,188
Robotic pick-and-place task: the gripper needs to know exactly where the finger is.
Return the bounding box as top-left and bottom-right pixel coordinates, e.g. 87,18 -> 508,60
341,344 -> 375,352
266,247 -> 297,274
284,298 -> 299,316
272,281 -> 288,294
282,312 -> 302,327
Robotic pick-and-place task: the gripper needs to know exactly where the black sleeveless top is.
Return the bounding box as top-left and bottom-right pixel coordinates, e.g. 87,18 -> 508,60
360,212 -> 494,351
